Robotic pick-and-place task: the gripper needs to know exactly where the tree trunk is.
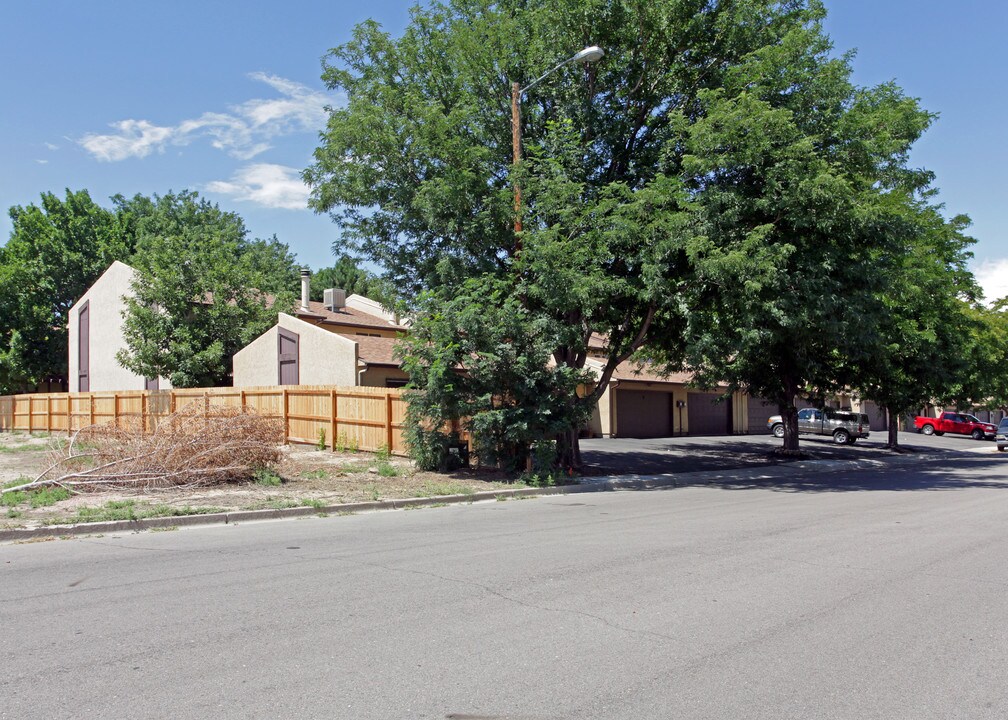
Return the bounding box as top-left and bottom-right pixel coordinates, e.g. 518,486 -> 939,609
555,426 -> 582,473
779,377 -> 800,453
781,404 -> 800,453
886,407 -> 900,449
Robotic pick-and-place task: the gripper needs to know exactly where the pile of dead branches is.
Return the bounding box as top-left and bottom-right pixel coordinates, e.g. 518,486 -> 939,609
6,401 -> 285,494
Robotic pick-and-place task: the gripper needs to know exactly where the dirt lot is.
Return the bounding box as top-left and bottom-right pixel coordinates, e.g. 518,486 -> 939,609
0,430 -> 533,530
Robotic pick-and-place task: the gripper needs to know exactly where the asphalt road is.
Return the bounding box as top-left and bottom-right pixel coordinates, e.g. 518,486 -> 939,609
3,448 -> 1008,719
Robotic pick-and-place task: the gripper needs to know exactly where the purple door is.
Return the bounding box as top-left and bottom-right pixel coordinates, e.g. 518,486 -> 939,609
78,301 -> 89,392
278,329 -> 299,385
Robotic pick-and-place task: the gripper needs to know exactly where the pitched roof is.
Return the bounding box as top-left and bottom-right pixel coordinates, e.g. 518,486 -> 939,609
610,360 -> 695,384
294,300 -> 405,332
585,357 -> 728,390
336,333 -> 402,367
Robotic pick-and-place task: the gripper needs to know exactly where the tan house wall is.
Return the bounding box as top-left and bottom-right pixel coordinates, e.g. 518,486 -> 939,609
361,366 -> 410,388
732,391 -> 748,433
302,319 -> 401,339
232,326 -> 281,387
233,313 -> 359,387
67,261 -> 171,392
345,294 -> 402,324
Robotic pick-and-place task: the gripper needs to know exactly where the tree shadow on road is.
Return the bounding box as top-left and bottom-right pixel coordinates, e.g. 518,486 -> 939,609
607,455 -> 1008,493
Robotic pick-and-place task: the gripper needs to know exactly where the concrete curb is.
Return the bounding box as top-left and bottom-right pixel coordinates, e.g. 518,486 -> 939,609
0,450 -> 939,543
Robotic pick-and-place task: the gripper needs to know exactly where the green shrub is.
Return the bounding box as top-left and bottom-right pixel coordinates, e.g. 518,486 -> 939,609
253,468 -> 282,487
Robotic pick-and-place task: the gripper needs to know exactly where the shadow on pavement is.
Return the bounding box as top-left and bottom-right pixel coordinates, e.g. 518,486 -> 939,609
705,456 -> 1008,493
578,435 -> 1007,493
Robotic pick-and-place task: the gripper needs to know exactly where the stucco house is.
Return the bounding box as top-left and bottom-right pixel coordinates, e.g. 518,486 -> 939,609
67,261 -> 172,393
232,270 -> 410,388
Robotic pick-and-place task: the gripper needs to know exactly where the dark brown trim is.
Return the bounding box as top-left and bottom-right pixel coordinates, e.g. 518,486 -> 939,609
78,301 -> 90,392
276,326 -> 298,385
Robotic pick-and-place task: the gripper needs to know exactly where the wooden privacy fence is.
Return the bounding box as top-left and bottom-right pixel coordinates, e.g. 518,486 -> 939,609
0,385 -> 408,455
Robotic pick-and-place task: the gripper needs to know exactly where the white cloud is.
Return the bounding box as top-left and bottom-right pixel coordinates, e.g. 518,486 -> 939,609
974,258 -> 1008,304
80,119 -> 174,161
35,159 -> 48,164
78,74 -> 331,162
205,163 -> 310,210
44,142 -> 59,151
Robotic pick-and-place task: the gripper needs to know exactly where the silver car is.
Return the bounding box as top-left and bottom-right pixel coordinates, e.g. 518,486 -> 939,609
997,418 -> 1008,452
768,408 -> 870,445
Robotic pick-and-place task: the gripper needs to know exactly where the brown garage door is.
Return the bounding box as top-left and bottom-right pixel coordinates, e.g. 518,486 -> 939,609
688,392 -> 732,436
615,389 -> 672,438
746,396 -> 776,434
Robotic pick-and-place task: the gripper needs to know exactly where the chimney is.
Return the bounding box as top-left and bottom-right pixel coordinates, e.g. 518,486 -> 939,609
300,268 -> 311,311
324,288 -> 346,311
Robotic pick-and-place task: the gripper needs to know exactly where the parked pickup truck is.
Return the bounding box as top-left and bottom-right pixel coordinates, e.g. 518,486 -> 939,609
767,408 -> 870,445
914,412 -> 996,440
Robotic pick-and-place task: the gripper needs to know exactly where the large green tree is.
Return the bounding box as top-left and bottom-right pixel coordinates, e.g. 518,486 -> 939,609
306,0 -> 855,466
115,192 -> 297,387
665,19 -> 939,452
0,190 -> 132,394
854,200 -> 979,448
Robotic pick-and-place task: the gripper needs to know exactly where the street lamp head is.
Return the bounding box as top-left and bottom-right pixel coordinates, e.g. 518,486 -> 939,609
572,46 -> 604,64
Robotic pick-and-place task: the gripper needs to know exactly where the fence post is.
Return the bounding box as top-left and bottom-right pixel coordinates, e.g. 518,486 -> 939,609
330,389 -> 337,451
28,397 -> 34,433
240,389 -> 246,414
282,387 -> 289,445
386,392 -> 394,452
47,396 -> 52,433
89,393 -> 95,428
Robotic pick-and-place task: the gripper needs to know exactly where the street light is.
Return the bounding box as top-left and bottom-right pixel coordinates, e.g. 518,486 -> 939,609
511,45 -> 604,241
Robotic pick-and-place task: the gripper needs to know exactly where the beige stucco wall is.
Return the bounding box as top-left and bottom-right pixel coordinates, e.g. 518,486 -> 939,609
360,366 -> 409,387
233,313 -> 360,387
67,261 -> 172,392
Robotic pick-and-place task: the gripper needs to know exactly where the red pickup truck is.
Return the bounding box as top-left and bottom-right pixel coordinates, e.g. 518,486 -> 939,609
914,412 -> 996,440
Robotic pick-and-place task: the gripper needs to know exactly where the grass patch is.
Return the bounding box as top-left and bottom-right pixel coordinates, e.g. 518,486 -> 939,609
299,469 -> 329,480
376,461 -> 398,478
2,483 -> 71,508
417,481 -> 475,498
253,468 -> 282,487
49,501 -> 226,525
244,497 -> 328,511
0,444 -> 44,454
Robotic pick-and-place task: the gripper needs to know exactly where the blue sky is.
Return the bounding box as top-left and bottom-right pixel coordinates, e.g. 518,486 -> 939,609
2,1 -> 1005,299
